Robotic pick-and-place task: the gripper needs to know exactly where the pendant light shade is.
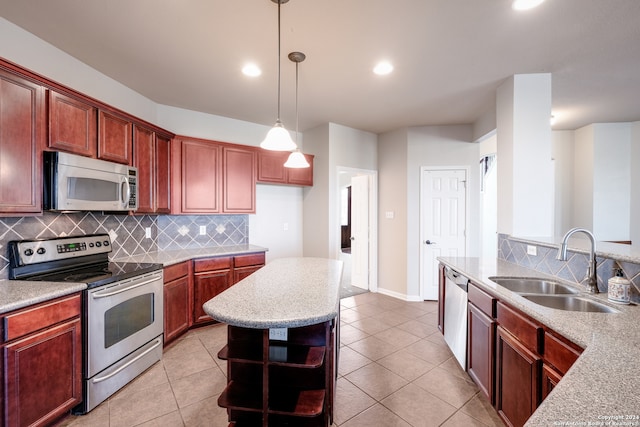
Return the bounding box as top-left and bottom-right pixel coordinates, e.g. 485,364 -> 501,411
260,0 -> 297,151
285,51 -> 310,168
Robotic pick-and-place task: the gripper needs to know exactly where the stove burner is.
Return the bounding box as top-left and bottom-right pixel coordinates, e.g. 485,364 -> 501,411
64,271 -> 112,282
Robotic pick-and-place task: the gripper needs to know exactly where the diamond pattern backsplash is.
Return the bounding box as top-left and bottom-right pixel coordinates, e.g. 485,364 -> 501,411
0,212 -> 248,279
498,234 -> 640,303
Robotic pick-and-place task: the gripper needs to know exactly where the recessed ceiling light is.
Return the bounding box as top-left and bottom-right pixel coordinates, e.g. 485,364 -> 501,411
373,61 -> 393,76
512,0 -> 545,11
242,63 -> 262,77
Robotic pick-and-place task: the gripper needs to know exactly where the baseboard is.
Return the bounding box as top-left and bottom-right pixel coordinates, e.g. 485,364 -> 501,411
376,287 -> 423,302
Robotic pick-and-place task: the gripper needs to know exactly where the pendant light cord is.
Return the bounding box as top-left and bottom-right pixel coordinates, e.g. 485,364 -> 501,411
276,0 -> 282,121
295,59 -> 299,142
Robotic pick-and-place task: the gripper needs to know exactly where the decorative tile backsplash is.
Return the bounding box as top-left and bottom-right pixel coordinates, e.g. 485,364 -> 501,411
0,212 -> 248,279
498,234 -> 640,303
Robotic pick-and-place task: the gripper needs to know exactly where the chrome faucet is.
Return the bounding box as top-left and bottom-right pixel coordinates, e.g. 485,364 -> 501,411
556,227 -> 599,293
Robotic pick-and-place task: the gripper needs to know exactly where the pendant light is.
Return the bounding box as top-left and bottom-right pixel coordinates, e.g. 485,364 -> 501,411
285,51 -> 310,168
260,0 -> 297,151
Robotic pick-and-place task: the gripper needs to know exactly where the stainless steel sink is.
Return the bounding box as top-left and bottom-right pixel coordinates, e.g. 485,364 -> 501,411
521,295 -> 619,313
489,277 -> 579,294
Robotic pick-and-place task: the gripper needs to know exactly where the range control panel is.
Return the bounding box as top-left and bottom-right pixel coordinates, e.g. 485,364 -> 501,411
11,234 -> 112,266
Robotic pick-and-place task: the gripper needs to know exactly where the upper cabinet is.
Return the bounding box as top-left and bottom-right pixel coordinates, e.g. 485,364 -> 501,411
48,90 -> 97,157
98,110 -> 132,165
0,68 -> 45,215
257,149 -> 314,186
133,124 -> 171,214
172,138 -> 256,214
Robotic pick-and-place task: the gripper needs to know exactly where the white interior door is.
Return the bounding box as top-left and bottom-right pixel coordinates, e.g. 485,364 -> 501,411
351,175 -> 369,290
421,169 -> 467,300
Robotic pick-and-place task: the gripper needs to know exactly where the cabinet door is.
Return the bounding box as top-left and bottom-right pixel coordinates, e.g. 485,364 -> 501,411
286,154 -> 314,186
437,264 -> 445,334
495,325 -> 541,427
155,135 -> 171,213
0,69 -> 45,214
257,150 -> 288,184
193,269 -> 232,325
234,265 -> 263,283
98,110 -> 132,165
541,363 -> 562,402
48,90 -> 97,157
164,275 -> 191,345
133,125 -> 155,213
180,139 -> 221,213
4,318 -> 82,427
223,146 -> 256,213
467,302 -> 496,403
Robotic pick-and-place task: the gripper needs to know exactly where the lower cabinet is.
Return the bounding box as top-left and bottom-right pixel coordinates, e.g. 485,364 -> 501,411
218,320 -> 336,426
1,293 -> 82,427
467,282 -> 496,403
163,261 -> 192,345
495,325 -> 541,427
192,253 -> 266,327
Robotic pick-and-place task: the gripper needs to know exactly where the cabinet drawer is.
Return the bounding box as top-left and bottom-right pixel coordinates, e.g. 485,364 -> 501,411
496,301 -> 542,353
194,256 -> 232,273
468,282 -> 495,317
164,261 -> 189,283
543,331 -> 582,375
3,293 -> 81,342
234,253 -> 265,268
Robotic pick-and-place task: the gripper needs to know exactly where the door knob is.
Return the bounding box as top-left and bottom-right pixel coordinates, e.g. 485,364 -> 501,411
424,240 -> 437,245
350,237 -> 355,240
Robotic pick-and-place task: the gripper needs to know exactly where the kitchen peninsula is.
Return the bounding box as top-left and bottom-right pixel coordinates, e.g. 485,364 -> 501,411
203,257 -> 343,427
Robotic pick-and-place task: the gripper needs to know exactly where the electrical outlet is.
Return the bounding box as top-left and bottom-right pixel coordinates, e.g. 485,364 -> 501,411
269,328 -> 288,341
145,227 -> 151,239
199,225 -> 207,235
385,211 -> 394,219
527,245 -> 537,256
283,222 -> 289,231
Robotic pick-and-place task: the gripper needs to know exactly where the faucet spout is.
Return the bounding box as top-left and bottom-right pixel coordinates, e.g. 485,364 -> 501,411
556,228 -> 598,293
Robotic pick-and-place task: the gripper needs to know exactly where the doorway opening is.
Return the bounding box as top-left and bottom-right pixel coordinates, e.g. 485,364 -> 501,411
337,167 -> 378,297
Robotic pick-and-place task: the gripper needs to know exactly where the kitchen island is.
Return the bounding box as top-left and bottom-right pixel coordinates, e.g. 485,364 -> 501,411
203,257 -> 343,427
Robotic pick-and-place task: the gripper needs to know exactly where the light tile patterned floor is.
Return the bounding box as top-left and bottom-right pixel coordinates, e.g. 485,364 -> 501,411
56,292 -> 504,426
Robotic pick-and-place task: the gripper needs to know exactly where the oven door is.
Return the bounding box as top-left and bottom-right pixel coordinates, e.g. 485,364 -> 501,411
87,270 -> 163,378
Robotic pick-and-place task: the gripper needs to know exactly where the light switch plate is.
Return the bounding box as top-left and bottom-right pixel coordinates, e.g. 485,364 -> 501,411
199,225 -> 207,235
269,328 -> 288,341
527,245 -> 537,256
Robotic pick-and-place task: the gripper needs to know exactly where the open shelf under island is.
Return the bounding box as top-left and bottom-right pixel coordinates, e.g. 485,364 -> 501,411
203,258 -> 343,427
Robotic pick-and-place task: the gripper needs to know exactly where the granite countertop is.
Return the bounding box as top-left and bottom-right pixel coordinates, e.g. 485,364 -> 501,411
438,257 -> 640,426
203,257 -> 343,329
112,244 -> 268,266
0,280 -> 86,315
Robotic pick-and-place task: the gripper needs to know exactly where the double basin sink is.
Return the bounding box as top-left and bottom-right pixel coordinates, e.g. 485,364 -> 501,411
489,277 -> 618,313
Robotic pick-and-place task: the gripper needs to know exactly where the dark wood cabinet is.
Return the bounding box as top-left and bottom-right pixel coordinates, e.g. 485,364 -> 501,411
163,262 -> 192,346
495,325 -> 541,427
467,282 -> 496,404
133,125 -> 171,214
98,110 -> 132,165
223,146 -> 256,213
0,68 -> 45,215
1,293 -> 82,427
257,150 -> 314,186
437,264 -> 445,334
193,256 -> 233,325
48,90 -> 97,157
218,320 -> 336,426
192,254 -> 266,326
173,138 -> 257,214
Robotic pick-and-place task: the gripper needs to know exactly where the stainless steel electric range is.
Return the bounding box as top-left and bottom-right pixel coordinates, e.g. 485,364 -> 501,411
9,234 -> 164,413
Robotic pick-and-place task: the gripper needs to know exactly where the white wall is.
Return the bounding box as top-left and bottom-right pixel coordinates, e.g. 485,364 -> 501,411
631,121 -> 640,245
0,17 -> 304,262
552,130 -> 575,236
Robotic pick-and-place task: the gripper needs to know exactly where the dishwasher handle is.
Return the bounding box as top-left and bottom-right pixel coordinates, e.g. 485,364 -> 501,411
445,267 -> 469,291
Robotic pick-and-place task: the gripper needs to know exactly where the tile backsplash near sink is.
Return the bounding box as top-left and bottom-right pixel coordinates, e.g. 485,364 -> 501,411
498,234 -> 640,304
0,212 -> 248,279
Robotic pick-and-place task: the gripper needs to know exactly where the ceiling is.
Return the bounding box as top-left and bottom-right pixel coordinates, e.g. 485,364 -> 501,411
1,0 -> 639,135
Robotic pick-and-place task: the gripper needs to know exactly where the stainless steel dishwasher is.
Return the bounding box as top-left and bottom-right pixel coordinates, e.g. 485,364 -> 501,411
443,266 -> 469,369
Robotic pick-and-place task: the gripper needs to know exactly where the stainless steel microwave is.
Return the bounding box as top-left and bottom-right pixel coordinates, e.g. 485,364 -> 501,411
44,151 -> 138,212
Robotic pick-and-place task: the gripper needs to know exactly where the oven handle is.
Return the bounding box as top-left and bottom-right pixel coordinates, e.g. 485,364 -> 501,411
91,276 -> 160,299
91,337 -> 162,384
